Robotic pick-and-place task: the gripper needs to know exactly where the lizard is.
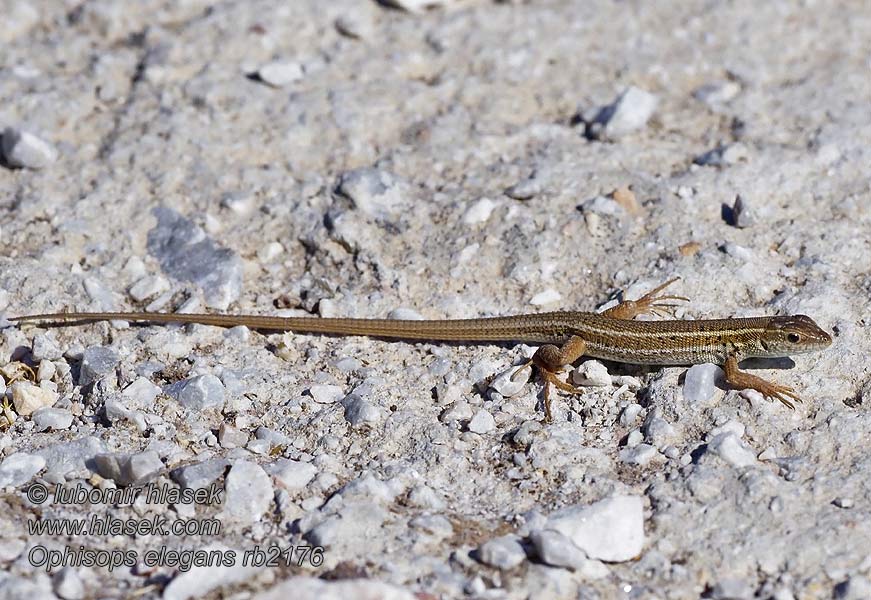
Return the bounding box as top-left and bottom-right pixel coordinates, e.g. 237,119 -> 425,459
8,278 -> 832,420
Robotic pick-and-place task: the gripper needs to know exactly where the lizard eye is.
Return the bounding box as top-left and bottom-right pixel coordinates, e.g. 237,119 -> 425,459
787,333 -> 801,343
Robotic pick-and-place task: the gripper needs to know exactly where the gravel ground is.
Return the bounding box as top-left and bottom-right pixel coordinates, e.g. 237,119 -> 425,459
1,1 -> 870,599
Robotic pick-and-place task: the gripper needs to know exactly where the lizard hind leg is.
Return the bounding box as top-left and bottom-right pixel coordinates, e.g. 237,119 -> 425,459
527,336 -> 588,421
603,276 -> 690,320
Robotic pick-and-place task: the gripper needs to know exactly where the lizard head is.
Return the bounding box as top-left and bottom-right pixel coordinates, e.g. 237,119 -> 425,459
759,315 -> 832,357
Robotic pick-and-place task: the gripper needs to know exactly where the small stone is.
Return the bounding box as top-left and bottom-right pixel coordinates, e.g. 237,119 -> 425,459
171,458 -> 230,489
334,167 -> 408,223
581,195 -> 624,216
587,86 -> 658,139
626,430 -> 644,447
530,529 -> 589,570
529,288 -> 561,306
222,461 -> 273,524
257,61 -> 304,87
306,502 -> 388,547
128,275 -> 170,301
708,419 -> 745,439
0,452 -> 46,487
620,403 -> 642,426
729,194 -> 756,228
94,450 -> 163,485
162,544 -> 262,600
10,381 -> 58,416
467,409 -> 496,434
1,127 -> 57,169
53,567 -> 85,600
342,394 -> 382,426
339,473 -> 399,503
147,206 -> 243,310
572,360 -> 611,387
544,495 -> 645,562
505,178 -> 541,200
683,364 -> 721,403
36,359 -> 56,382
706,433 -> 757,468
462,197 -> 498,225
307,384 -> 345,404
619,443 -> 657,466
642,409 -> 676,447
477,535 -> 526,570
694,142 -> 749,166
79,346 -> 120,386
31,333 -> 63,361
31,407 -> 73,431
711,578 -> 754,600
387,307 -> 424,320
218,423 -> 248,448
833,497 -> 854,509
266,459 -> 317,491
407,484 -> 445,510
693,80 -> 741,106
834,575 -> 871,600
37,436 -> 107,482
334,11 -> 376,39
165,374 -> 226,410
489,366 -> 528,398
121,377 -> 161,409
440,400 -> 473,424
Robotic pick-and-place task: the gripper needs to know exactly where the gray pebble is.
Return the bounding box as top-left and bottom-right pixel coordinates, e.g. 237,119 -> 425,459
36,436 -> 107,482
530,529 -> 589,570
334,167 -> 409,224
79,346 -> 120,387
306,502 -> 388,547
147,207 -> 243,310
504,177 -> 541,200
94,450 -> 163,485
171,458 -> 230,489
476,535 -> 526,570
31,407 -> 73,431
31,333 -> 63,361
619,443 -> 657,466
165,373 -> 225,410
342,394 -> 382,426
730,194 -> 756,228
1,127 -> 57,169
0,452 -> 46,487
218,423 -> 248,449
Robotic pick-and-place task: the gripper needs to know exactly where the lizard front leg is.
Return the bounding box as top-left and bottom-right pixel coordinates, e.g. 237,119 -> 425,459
723,355 -> 802,409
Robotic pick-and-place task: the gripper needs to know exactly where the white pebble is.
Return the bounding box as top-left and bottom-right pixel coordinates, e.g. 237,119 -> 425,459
477,535 -> 526,570
467,409 -> 496,434
1,127 -> 57,169
598,87 -> 658,139
32,407 -> 73,431
266,458 -> 317,491
572,360 -> 611,387
707,433 -> 757,468
489,366 -> 528,398
128,275 -> 170,301
387,307 -> 424,320
708,419 -> 745,439
619,443 -> 657,466
683,364 -> 721,403
529,288 -> 561,306
462,197 -> 497,225
0,452 -> 46,487
620,403 -> 643,426
308,384 -> 345,404
257,61 -> 304,87
626,430 -> 644,447
544,495 -> 645,562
